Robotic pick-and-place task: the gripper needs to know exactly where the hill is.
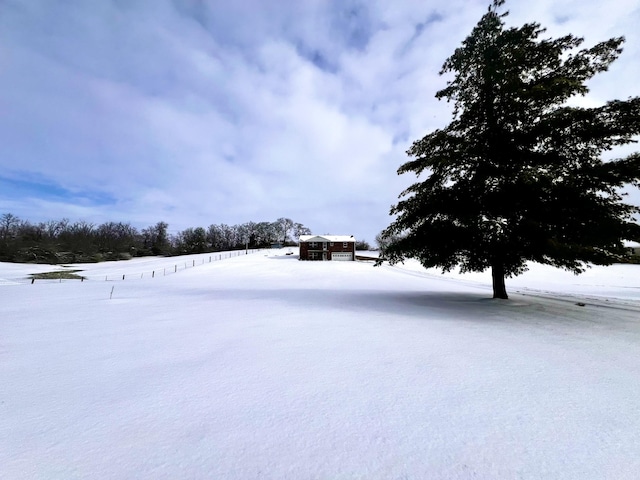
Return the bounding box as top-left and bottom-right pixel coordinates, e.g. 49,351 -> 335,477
2,250 -> 640,478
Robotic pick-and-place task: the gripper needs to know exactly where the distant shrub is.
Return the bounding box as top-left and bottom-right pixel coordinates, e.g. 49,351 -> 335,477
54,251 -> 75,264
90,253 -> 105,262
355,240 -> 370,251
14,247 -> 59,264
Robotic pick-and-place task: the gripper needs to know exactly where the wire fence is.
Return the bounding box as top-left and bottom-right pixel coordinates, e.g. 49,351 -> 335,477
0,248 -> 267,286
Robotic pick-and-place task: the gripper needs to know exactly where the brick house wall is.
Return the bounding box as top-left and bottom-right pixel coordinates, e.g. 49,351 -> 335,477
299,235 -> 356,261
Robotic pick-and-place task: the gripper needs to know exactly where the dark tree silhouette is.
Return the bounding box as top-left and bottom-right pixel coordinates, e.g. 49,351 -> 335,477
379,0 -> 640,298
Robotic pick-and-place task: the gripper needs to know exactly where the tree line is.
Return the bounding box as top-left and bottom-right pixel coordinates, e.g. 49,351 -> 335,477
0,214 -> 311,264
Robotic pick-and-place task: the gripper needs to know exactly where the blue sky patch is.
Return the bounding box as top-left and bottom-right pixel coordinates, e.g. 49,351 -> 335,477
294,42 -> 338,73
0,175 -> 116,207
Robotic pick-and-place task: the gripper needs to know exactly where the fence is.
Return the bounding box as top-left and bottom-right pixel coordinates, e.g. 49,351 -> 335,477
0,248 -> 266,286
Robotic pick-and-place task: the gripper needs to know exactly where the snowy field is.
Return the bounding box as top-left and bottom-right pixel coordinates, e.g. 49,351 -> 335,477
2,250 -> 640,479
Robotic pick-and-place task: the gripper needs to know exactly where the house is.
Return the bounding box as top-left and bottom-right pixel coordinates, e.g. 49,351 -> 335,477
298,235 -> 356,261
626,242 -> 640,258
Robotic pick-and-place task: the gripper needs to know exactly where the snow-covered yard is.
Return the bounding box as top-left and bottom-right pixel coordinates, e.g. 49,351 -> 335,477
2,250 -> 639,479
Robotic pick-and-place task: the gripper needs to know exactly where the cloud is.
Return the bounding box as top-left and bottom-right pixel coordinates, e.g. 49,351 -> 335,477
1,0 -> 639,243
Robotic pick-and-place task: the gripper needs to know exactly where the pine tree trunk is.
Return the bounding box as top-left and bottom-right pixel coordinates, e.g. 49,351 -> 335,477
491,262 -> 508,299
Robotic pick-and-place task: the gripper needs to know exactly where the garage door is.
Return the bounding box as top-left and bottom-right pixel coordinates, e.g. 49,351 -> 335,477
332,252 -> 353,261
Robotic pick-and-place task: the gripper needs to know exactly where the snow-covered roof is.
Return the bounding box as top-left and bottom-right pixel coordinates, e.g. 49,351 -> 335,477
299,235 -> 355,243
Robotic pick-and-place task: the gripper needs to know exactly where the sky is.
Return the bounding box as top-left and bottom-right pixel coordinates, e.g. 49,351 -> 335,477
1,0 -> 639,242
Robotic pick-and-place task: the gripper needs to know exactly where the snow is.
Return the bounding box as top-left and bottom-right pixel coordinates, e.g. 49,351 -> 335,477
2,250 -> 640,479
300,234 -> 355,243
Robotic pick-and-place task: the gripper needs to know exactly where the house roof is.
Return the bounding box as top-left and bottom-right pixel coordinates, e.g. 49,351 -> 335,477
299,235 -> 355,243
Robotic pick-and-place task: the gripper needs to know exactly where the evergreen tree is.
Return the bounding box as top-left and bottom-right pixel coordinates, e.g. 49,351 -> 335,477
379,0 -> 640,299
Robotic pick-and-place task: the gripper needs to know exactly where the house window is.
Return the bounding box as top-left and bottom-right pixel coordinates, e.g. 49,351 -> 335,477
330,242 -> 334,246
309,252 -> 318,260
343,242 -> 348,248
309,242 -> 318,248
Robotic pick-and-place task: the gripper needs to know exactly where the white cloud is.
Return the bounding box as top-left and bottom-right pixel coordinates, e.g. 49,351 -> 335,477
1,0 -> 639,242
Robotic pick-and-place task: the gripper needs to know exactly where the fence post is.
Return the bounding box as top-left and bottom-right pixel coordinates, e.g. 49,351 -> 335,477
175,265 -> 177,273
123,274 -> 125,280
152,271 -> 155,278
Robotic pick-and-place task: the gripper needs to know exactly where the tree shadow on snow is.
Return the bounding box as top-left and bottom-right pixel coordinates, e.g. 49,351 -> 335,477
187,286 -> 544,323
